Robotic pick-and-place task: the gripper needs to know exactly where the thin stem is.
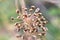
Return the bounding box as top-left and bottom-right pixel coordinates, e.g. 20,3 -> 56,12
19,0 -> 26,14
15,0 -> 19,9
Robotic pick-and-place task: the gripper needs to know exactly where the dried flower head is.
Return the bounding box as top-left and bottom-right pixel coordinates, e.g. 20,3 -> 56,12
11,5 -> 48,40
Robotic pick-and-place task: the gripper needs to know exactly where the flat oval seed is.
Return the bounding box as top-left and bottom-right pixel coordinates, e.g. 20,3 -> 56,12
16,9 -> 20,13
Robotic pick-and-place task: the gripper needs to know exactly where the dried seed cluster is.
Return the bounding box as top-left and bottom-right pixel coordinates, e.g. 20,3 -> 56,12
11,6 -> 48,39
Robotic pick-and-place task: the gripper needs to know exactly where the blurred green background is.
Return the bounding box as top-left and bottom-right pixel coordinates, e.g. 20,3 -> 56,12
0,0 -> 60,40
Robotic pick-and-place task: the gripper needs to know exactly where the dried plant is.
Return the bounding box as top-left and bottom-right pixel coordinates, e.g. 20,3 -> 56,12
11,0 -> 48,40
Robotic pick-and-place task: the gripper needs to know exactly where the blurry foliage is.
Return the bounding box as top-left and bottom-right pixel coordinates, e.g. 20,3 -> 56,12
48,8 -> 60,16
43,1 -> 58,9
0,0 -> 60,40
0,36 -> 9,40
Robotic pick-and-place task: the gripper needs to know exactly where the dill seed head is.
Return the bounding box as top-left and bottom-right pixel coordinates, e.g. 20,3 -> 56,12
13,5 -> 48,40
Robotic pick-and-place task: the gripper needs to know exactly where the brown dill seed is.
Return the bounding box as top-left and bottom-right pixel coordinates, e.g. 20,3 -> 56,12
43,21 -> 47,24
33,28 -> 36,31
17,26 -> 20,28
33,13 -> 36,16
29,8 -> 33,12
38,13 -> 42,15
40,18 -> 45,21
38,33 -> 42,36
31,6 -> 35,9
16,34 -> 21,38
24,8 -> 27,11
16,9 -> 20,13
36,17 -> 38,19
42,23 -> 45,27
38,13 -> 42,17
17,28 -> 20,32
32,19 -> 34,21
38,24 -> 42,27
28,14 -> 31,16
38,18 -> 40,21
24,29 -> 30,32
23,15 -> 27,19
23,15 -> 27,18
33,23 -> 35,27
42,27 -> 46,31
43,18 -> 46,20
31,28 -> 35,33
14,22 -> 19,26
17,24 -> 21,28
36,22 -> 39,26
17,16 -> 20,19
41,32 -> 46,36
35,29 -> 38,32
11,17 -> 14,20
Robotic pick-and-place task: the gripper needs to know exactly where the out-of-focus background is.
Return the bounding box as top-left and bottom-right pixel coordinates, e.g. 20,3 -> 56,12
0,0 -> 60,40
